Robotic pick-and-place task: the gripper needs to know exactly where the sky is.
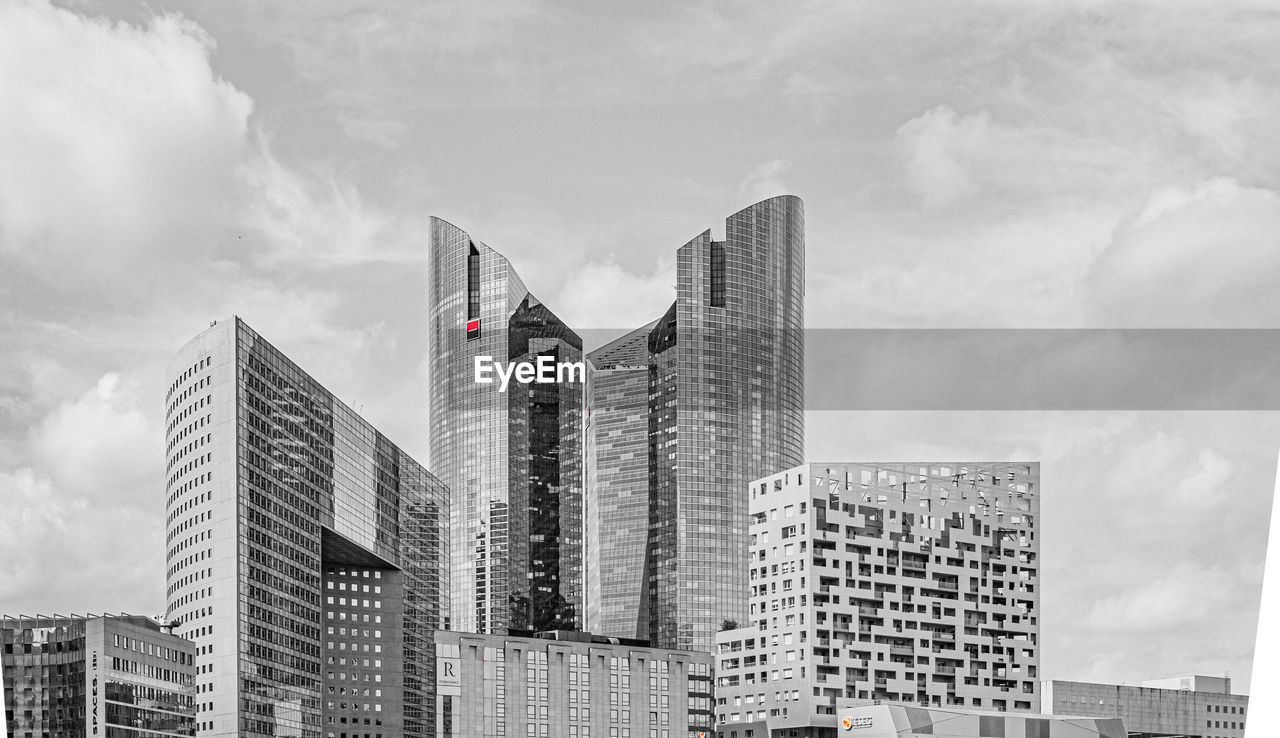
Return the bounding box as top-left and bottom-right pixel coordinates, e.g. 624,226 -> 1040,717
2,0 -> 1279,692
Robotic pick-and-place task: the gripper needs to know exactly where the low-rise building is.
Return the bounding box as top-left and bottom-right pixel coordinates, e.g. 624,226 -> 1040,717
433,629 -> 714,738
717,703 -> 1125,738
716,462 -> 1042,736
1042,677 -> 1248,738
2,614 -> 196,738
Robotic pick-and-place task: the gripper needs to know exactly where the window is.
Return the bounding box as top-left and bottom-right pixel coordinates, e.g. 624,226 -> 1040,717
709,242 -> 725,307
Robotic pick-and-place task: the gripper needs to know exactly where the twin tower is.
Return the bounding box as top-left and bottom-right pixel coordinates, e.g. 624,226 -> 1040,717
427,195 -> 806,653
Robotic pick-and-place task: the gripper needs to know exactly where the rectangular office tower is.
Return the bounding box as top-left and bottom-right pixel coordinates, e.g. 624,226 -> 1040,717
165,317 -> 449,738
716,463 -> 1041,736
428,219 -> 585,636
2,614 -> 195,738
585,196 -> 806,654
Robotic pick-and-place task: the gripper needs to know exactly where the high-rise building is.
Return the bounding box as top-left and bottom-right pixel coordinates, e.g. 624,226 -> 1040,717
583,323 -> 655,642
165,317 -> 449,738
715,462 -> 1041,735
428,219 -> 586,636
433,629 -> 715,737
1042,677 -> 1248,738
1,614 -> 195,738
585,195 -> 806,653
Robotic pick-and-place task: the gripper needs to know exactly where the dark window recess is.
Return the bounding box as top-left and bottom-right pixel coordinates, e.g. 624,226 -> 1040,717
467,242 -> 481,339
710,241 -> 725,307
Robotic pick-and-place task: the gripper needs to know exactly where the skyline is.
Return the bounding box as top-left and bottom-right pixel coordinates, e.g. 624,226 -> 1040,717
2,0 -> 1278,694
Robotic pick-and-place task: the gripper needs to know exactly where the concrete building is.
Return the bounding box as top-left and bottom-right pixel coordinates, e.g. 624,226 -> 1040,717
433,629 -> 715,738
165,317 -> 450,738
715,703 -> 1125,738
1042,677 -> 1248,737
716,462 -> 1042,736
428,218 -> 585,636
585,196 -> 806,653
2,614 -> 195,738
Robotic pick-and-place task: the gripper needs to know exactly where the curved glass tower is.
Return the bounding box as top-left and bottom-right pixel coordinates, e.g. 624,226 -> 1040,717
428,218 -> 584,636
586,195 -> 806,652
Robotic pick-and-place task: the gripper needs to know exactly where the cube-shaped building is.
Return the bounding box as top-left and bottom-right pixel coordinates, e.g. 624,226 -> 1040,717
716,462 -> 1040,735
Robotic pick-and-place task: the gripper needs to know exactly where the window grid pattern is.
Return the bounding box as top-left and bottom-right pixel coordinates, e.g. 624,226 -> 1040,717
164,319 -> 448,738
716,462 -> 1040,732
586,196 -> 805,652
429,218 -> 585,636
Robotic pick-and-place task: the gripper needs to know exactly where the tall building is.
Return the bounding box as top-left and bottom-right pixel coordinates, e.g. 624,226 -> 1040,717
433,629 -> 715,737
715,462 -> 1041,736
165,317 -> 449,738
585,195 -> 806,653
2,614 -> 195,738
583,323 -> 655,641
428,219 -> 585,636
1042,677 -> 1248,738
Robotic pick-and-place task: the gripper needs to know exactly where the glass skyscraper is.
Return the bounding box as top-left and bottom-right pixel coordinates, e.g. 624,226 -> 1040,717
586,195 -> 806,653
428,218 -> 585,637
583,324 -> 655,640
164,317 -> 449,738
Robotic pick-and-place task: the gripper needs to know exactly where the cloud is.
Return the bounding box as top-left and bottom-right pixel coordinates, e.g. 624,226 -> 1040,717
1083,560 -> 1232,634
738,160 -> 790,205
896,107 -> 990,210
0,1 -> 432,616
552,255 -> 676,333
0,374 -> 167,614
1088,178 -> 1280,326
0,1 -> 252,275
31,373 -> 158,509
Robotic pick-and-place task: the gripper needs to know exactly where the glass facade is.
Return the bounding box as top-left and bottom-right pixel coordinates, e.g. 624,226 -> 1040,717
585,196 -> 806,653
164,318 -> 448,738
429,218 -> 585,636
1,615 -> 196,738
583,325 -> 655,640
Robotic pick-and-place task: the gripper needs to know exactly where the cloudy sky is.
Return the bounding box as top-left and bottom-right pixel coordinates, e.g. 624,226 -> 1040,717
3,0 -> 1279,691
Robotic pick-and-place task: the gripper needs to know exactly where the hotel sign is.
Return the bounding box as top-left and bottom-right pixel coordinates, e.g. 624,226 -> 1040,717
437,655 -> 461,695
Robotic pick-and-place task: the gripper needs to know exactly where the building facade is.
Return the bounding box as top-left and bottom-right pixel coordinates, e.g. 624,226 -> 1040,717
715,703 -> 1124,738
1042,677 -> 1248,738
2,614 -> 195,738
164,317 -> 450,738
585,195 -> 806,654
432,629 -> 714,738
428,218 -> 585,636
584,324 -> 656,641
716,462 -> 1041,736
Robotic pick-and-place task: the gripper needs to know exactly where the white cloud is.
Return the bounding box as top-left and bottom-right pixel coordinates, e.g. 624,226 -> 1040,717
1173,76 -> 1270,160
0,1 -> 251,273
0,1 -> 432,616
552,256 -> 676,332
1088,178 -> 1280,327
31,373 -> 158,508
738,160 -> 791,206
1083,560 -> 1229,633
896,107 -> 990,210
